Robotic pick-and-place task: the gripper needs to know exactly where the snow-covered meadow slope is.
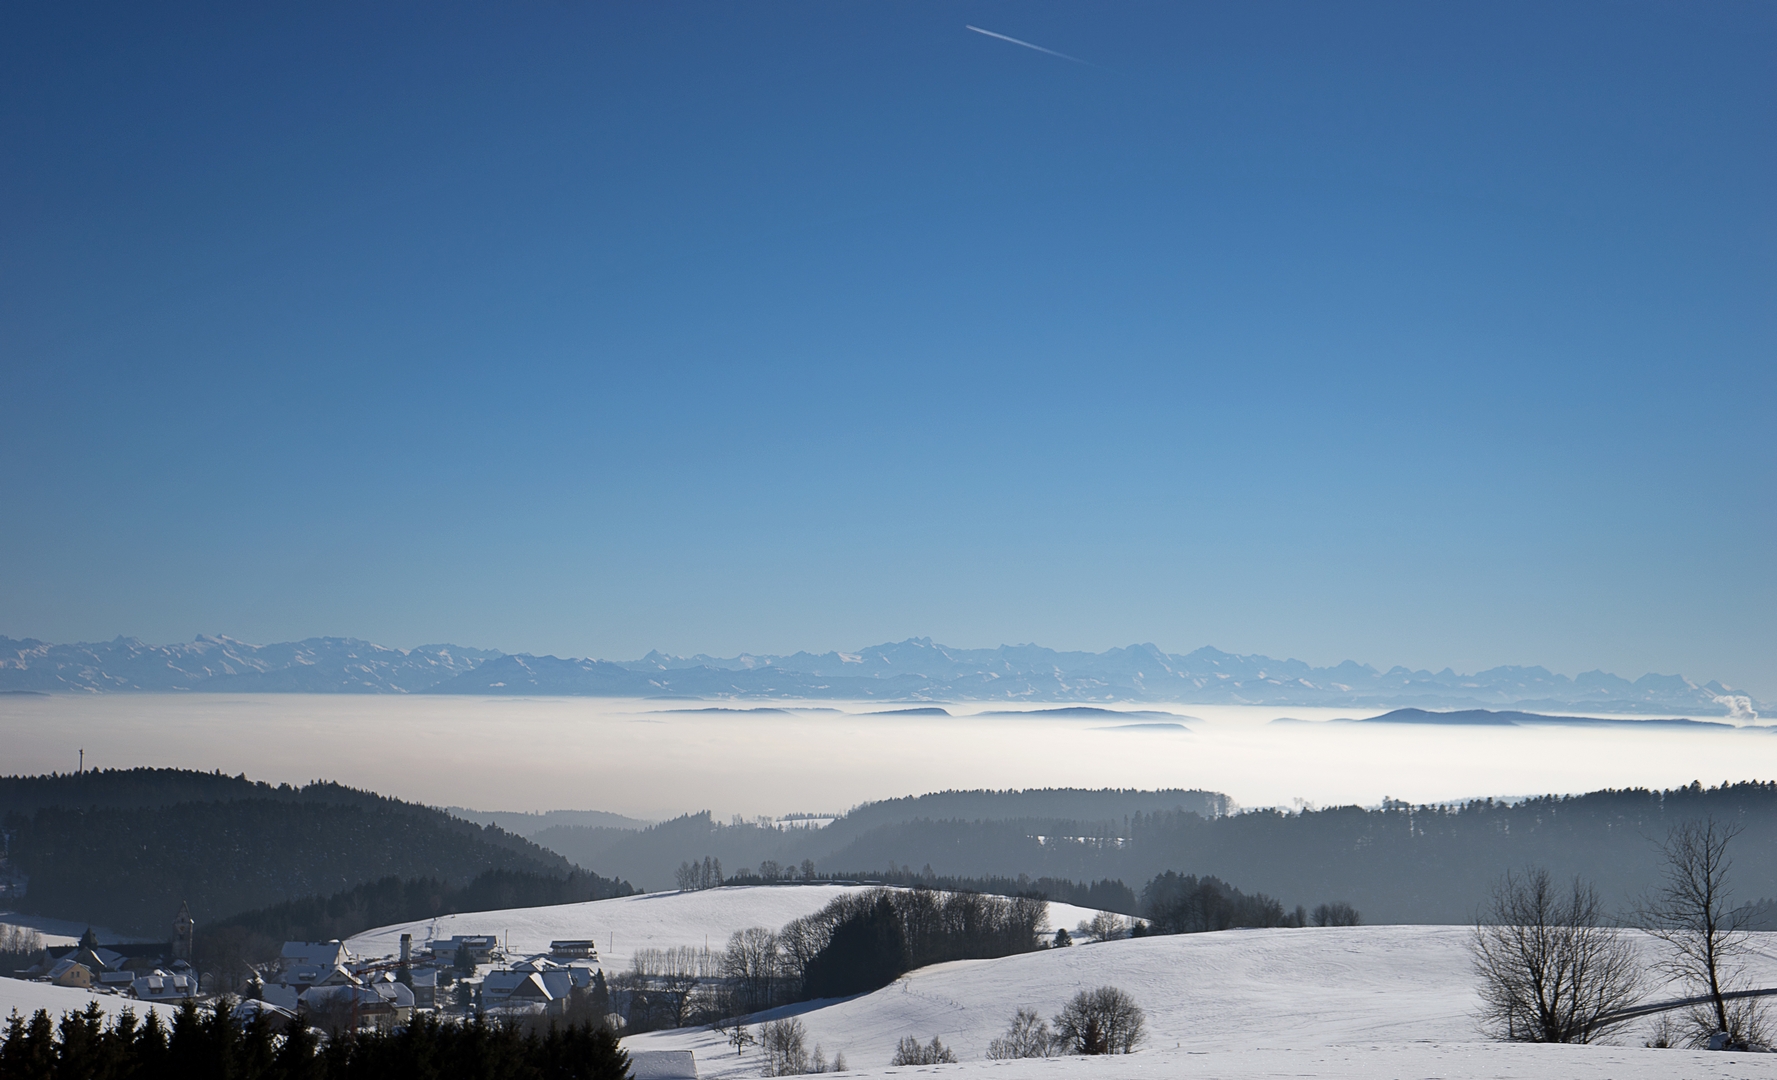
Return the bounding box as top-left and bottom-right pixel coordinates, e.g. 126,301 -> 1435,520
627,923 -> 1777,1079
346,885 -> 1116,971
0,977 -> 173,1025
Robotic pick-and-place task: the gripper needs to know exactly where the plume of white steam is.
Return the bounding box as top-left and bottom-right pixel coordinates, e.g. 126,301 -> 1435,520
1713,694 -> 1758,722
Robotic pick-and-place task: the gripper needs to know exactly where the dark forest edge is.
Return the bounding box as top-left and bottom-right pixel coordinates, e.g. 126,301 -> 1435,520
0,999 -> 629,1080
0,769 -> 605,936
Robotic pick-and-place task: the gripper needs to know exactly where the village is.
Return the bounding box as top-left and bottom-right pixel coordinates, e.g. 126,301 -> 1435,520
15,906 -> 614,1033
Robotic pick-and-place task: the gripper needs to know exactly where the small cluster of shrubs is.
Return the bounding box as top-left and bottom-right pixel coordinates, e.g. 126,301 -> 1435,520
889,1035 -> 955,1065
740,987 -> 1147,1074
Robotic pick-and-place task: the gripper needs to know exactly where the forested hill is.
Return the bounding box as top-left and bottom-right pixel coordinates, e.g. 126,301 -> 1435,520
532,782 -> 1777,923
528,788 -> 1230,891
0,768 -> 612,936
829,789 -> 1229,835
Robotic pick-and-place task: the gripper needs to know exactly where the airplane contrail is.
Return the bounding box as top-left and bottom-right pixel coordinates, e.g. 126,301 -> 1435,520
965,25 -> 1087,65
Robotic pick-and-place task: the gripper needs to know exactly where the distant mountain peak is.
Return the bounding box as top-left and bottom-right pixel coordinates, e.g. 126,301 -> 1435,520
0,634 -> 1758,716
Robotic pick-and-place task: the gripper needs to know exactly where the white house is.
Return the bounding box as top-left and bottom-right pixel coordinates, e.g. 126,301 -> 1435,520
281,941 -> 350,967
132,971 -> 198,1002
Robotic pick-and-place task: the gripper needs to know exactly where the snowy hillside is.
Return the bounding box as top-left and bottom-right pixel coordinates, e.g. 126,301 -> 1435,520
0,977 -> 174,1025
626,924 -> 1777,1079
346,885 -> 1116,970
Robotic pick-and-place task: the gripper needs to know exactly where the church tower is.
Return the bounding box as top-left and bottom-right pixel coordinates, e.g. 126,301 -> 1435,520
172,901 -> 194,962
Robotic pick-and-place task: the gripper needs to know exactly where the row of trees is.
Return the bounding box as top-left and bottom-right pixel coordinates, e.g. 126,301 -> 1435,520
818,867 -> 1139,916
0,925 -> 44,978
673,855 -> 1141,917
671,858 -> 725,891
1139,872 -> 1360,932
718,888 -> 1048,1012
0,1001 -> 629,1080
786,888 -> 1048,1001
1472,816 -> 1772,1050
670,855 -> 823,890
674,852 -> 1367,936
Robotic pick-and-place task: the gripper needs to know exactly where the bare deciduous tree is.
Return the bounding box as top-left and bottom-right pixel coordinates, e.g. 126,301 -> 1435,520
722,927 -> 784,1015
986,1007 -> 1055,1059
673,862 -> 698,891
718,1016 -> 756,1057
1470,868 -> 1642,1043
1053,986 -> 1146,1055
759,1017 -> 815,1075
674,856 -> 725,891
0,924 -> 44,955
1311,901 -> 1361,927
1639,816 -> 1771,1049
1076,912 -> 1127,942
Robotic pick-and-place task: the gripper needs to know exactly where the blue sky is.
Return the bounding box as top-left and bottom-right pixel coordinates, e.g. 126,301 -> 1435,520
2,2 -> 1772,694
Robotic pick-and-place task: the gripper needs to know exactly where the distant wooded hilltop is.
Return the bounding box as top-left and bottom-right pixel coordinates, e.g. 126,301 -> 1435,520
0,634 -> 1760,715
5,770 -> 1774,955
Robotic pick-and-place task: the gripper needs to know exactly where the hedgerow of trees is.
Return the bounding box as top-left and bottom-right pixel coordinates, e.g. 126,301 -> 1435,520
617,886 -> 1050,1029
1140,872 -> 1299,932
0,926 -> 45,979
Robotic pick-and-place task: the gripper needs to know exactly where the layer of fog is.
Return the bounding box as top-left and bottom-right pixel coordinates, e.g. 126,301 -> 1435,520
2,694 -> 1771,820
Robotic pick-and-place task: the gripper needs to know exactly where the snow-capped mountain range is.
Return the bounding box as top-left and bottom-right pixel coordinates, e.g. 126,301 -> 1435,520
0,634 -> 1760,716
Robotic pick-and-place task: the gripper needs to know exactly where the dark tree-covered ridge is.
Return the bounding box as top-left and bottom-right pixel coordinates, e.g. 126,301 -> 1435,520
546,781 -> 1777,923
0,769 -> 582,935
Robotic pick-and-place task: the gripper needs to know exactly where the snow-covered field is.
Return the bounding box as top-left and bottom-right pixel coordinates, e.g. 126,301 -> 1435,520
0,976 -> 173,1025
344,886 -> 1777,1078
7,884 -> 1777,1078
346,886 -> 1115,972
622,915 -> 1777,1079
